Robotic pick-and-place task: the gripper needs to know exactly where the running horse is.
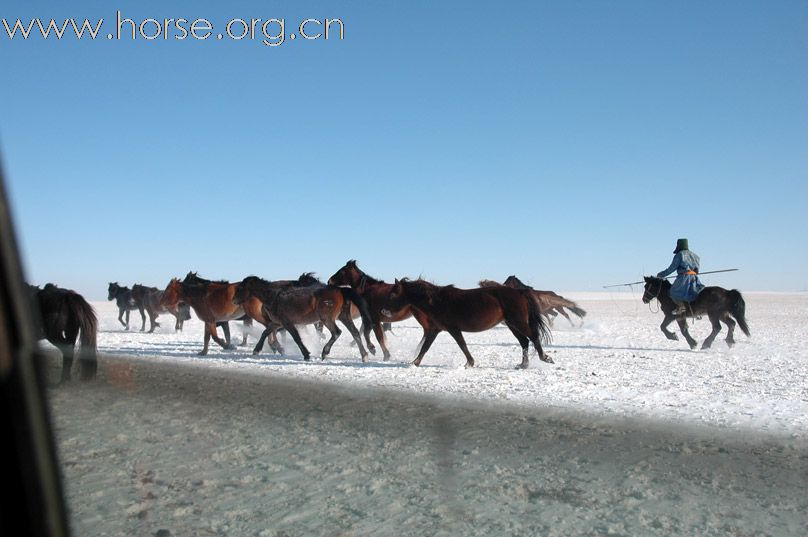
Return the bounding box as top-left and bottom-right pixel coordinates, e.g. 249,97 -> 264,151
28,283 -> 97,381
642,276 -> 750,350
161,273 -> 253,355
230,273 -> 321,355
131,283 -> 192,333
328,260 -> 429,360
108,282 -> 142,330
387,278 -> 553,369
479,276 -> 587,327
233,274 -> 376,362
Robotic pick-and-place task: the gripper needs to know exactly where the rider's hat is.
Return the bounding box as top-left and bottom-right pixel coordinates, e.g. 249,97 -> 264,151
674,238 -> 689,253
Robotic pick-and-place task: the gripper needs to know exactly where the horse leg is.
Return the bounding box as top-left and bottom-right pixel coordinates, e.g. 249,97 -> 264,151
147,309 -> 158,333
446,329 -> 475,368
700,313 -> 722,350
339,315 -> 368,362
199,324 -> 212,355
284,323 -> 311,361
557,307 -> 575,327
118,308 -> 126,328
210,322 -> 233,351
239,319 -> 252,347
217,321 -> 232,348
125,309 -> 131,330
320,318 -> 342,360
372,322 -> 392,361
659,314 -> 679,341
139,306 -> 146,332
723,314 -> 736,348
412,329 -> 440,367
54,340 -> 74,382
315,321 -> 326,340
675,318 -> 698,350
505,323 -> 531,369
252,327 -> 269,355
546,310 -> 556,328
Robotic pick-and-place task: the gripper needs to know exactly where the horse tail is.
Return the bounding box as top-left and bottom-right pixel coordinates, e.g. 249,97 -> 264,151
525,291 -> 552,345
338,287 -> 374,337
66,292 -> 98,380
728,290 -> 750,337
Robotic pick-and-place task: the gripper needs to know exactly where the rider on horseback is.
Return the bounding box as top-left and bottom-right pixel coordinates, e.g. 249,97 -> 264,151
657,238 -> 705,315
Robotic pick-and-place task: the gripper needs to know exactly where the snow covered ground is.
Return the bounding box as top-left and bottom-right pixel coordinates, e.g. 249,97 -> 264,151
77,292 -> 808,438
44,292 -> 808,535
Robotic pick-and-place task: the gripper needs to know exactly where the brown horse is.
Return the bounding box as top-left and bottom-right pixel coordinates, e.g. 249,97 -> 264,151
328,260 -> 429,360
642,276 -> 750,350
230,273 -> 321,355
479,276 -> 587,327
131,283 -> 192,333
388,279 -> 553,369
233,275 -> 375,362
161,273 -> 253,355
29,283 -> 97,381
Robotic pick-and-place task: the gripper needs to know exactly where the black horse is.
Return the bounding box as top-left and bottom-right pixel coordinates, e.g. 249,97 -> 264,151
108,282 -> 141,330
29,283 -> 97,381
642,276 -> 750,350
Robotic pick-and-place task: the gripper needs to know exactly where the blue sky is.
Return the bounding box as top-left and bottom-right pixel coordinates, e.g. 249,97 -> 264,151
1,1 -> 806,298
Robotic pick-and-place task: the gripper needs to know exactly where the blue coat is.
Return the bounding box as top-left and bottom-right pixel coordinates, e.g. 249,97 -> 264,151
657,250 -> 705,302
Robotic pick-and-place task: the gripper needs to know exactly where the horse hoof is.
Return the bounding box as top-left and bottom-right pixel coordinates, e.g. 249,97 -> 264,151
368,345 -> 376,356
540,355 -> 555,364
198,350 -> 208,356
515,364 -> 528,370
362,356 -> 368,363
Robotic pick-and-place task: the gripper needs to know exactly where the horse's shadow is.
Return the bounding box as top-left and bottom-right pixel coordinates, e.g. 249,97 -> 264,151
468,342 -> 690,354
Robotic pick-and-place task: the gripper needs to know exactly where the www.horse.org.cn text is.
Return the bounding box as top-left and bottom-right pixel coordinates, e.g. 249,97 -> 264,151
1,11 -> 345,48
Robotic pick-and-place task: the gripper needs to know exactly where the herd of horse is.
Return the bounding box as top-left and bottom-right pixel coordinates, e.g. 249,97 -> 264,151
27,260 -> 751,383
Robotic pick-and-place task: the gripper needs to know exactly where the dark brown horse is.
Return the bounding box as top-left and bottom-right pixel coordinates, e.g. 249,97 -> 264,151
108,282 -> 142,330
230,273 -> 321,355
642,276 -> 750,350
479,276 -> 587,327
328,260 -> 428,360
131,284 -> 192,333
388,279 -> 553,369
29,283 -> 97,381
161,273 -> 253,355
233,275 -> 375,362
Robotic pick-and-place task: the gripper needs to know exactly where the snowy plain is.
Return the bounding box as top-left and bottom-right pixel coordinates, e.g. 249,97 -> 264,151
44,291 -> 808,536
79,292 -> 808,437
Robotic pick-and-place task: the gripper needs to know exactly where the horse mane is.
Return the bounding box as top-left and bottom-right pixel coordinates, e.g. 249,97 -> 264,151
298,272 -> 322,285
478,279 -> 501,288
184,272 -> 228,285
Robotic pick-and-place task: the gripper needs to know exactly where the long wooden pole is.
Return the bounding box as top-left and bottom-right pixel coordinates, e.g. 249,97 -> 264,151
602,268 -> 739,288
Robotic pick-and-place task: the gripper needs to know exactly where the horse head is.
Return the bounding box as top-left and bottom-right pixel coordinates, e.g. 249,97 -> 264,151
391,278 -> 435,307
161,278 -> 183,309
328,260 -> 361,286
107,282 -> 120,300
232,276 -> 262,306
642,276 -> 666,304
503,275 -> 530,289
